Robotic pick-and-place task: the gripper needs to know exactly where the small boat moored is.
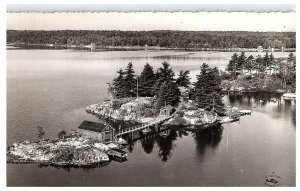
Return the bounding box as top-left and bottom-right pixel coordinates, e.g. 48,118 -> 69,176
107,148 -> 128,159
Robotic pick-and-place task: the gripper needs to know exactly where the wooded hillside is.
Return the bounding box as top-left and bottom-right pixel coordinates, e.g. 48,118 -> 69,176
7,30 -> 296,49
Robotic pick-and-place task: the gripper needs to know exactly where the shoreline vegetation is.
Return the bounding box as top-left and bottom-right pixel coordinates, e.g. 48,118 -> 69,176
221,52 -> 296,93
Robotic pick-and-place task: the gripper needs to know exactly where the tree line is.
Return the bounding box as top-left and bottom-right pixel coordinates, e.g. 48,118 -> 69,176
7,30 -> 296,49
110,61 -> 224,115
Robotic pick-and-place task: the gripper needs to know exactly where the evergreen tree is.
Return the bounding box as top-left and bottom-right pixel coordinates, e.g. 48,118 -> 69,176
237,52 -> 247,71
153,61 -> 175,94
112,69 -> 126,98
208,68 -> 225,114
192,63 -> 210,105
226,53 -> 239,78
263,52 -> 270,68
138,63 -> 157,97
192,63 -> 224,115
245,55 -> 254,73
156,81 -> 181,109
269,53 -> 275,69
124,62 -> 137,97
287,52 -> 295,64
176,70 -> 191,87
255,55 -> 264,73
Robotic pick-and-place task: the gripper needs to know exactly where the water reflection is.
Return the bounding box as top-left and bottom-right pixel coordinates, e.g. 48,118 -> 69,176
124,124 -> 224,163
225,93 -> 295,125
155,129 -> 178,162
140,137 -> 155,154
193,124 -> 223,159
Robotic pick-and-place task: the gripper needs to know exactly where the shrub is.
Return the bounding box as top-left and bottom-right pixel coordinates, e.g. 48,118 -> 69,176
144,108 -> 156,117
171,115 -> 188,125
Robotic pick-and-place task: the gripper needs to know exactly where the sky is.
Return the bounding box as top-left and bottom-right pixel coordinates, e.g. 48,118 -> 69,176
6,12 -> 296,32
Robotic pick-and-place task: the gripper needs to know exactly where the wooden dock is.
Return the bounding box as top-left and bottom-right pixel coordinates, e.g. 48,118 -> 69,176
115,109 -> 177,137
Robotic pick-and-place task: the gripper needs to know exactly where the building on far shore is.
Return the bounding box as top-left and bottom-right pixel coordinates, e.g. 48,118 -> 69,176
78,120 -> 116,142
257,46 -> 263,52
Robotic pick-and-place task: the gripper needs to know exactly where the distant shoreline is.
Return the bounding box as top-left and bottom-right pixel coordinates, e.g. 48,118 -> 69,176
6,44 -> 296,52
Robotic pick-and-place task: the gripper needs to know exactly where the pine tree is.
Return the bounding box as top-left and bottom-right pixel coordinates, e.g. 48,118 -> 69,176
263,52 -> 270,69
245,55 -> 254,73
192,63 -> 224,115
124,62 -> 137,97
138,63 -> 157,97
287,52 -> 295,64
255,55 -> 264,73
226,53 -> 239,78
176,70 -> 191,87
153,61 -> 175,95
156,81 -> 181,109
269,53 -> 275,70
237,52 -> 247,71
192,63 -> 210,107
208,68 -> 225,114
112,69 -> 126,98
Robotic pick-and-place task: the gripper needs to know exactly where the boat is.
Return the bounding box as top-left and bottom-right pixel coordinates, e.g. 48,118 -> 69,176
117,138 -> 128,145
107,148 -> 128,159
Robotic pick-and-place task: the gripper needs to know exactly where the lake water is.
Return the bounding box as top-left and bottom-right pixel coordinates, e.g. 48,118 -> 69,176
7,49 -> 295,186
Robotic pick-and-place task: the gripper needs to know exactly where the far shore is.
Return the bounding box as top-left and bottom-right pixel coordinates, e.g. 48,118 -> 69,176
6,43 -> 296,52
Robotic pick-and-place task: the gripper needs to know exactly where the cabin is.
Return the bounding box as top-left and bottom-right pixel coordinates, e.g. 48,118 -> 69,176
78,120 -> 116,142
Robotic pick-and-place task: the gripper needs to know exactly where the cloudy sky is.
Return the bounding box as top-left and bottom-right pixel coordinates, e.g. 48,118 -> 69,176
7,12 -> 296,31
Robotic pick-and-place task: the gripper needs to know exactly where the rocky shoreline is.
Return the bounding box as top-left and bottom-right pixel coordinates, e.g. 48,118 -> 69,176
7,132 -> 127,167
7,97 -> 252,167
85,97 -> 219,126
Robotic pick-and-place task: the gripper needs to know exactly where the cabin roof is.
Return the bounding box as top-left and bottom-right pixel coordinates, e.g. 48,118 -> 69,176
78,120 -> 115,133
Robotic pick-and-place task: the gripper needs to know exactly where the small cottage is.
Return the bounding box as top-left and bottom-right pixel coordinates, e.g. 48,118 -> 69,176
78,120 -> 116,142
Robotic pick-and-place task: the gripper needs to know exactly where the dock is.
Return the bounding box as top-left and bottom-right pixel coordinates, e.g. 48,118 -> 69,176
115,109 -> 177,137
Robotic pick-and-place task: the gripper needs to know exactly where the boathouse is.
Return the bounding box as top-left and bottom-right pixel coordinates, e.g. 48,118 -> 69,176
78,120 -> 116,141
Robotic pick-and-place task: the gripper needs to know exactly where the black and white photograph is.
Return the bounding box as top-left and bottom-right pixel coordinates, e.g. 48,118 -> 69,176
3,1 -> 297,188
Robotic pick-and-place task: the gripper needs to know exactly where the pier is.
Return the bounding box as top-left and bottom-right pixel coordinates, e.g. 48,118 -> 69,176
115,109 -> 177,137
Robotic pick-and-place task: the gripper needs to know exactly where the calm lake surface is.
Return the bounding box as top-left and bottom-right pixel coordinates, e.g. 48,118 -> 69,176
7,49 -> 295,186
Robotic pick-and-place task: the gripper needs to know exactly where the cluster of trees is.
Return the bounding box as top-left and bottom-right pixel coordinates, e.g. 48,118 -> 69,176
7,30 -> 296,49
191,63 -> 224,115
111,61 -> 224,114
224,52 -> 296,91
226,52 -> 277,78
110,62 -> 191,109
